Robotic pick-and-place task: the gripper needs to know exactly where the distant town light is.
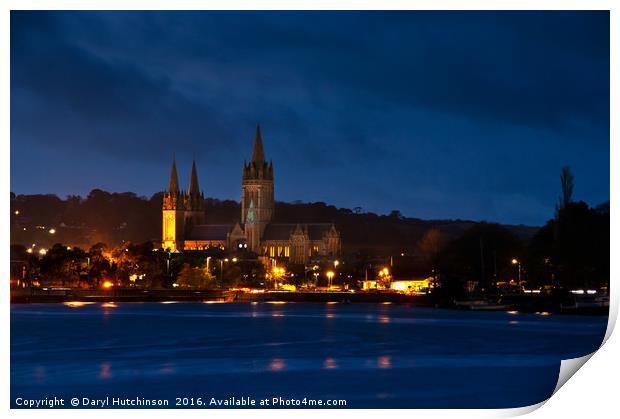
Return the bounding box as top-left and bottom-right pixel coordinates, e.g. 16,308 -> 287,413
39,248 -> 47,255
66,246 -> 72,251
511,258 -> 518,265
102,281 -> 114,289
26,248 -> 33,254
232,257 -> 238,262
48,228 -> 56,234
14,210 -> 20,215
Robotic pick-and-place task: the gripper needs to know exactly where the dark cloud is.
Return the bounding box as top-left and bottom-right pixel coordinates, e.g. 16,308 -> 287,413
10,11 -> 609,225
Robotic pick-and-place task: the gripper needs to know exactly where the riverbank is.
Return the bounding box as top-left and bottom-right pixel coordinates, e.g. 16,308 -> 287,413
9,288 -> 434,305
9,287 -> 608,315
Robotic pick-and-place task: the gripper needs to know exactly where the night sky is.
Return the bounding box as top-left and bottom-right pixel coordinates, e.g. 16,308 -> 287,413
10,11 -> 609,226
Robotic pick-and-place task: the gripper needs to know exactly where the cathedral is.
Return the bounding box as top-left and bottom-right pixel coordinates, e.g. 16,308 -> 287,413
162,126 -> 341,264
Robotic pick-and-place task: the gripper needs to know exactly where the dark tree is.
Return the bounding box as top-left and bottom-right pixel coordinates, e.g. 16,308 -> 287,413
436,223 -> 523,293
528,202 -> 609,290
556,166 -> 574,215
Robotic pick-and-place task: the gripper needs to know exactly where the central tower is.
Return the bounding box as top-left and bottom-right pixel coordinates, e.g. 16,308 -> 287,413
242,125 -> 274,251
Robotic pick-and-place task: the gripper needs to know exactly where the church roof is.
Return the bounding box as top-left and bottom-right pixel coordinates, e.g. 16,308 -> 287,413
186,224 -> 233,240
252,124 -> 265,163
188,160 -> 200,195
168,158 -> 179,194
262,223 -> 335,241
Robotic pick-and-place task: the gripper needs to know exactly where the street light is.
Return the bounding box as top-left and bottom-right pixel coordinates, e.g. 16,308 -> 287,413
512,258 -> 522,286
326,271 -> 335,289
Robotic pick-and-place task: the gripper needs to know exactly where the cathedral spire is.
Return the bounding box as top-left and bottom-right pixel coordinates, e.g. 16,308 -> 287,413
251,124 -> 265,163
168,157 -> 180,195
188,160 -> 200,196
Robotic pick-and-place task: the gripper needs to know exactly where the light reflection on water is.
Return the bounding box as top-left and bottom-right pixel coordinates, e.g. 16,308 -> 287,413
63,301 -> 96,308
33,366 -> 46,382
159,363 -> 176,375
323,357 -> 337,370
269,358 -> 285,371
99,362 -> 112,380
377,356 -> 391,369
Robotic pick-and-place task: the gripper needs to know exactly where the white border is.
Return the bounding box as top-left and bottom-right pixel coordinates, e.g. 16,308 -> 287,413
3,2 -> 617,419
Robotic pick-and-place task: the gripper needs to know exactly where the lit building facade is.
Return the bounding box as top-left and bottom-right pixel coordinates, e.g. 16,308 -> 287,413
162,126 -> 341,264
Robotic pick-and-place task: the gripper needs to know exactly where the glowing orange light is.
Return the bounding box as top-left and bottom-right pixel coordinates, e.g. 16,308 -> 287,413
102,281 -> 114,289
64,301 -> 95,308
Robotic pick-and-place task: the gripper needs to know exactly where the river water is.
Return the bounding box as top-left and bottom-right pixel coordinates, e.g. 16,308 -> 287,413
11,302 -> 607,408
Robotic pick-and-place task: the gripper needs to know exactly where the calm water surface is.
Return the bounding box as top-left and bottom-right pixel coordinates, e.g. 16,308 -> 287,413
11,302 -> 607,408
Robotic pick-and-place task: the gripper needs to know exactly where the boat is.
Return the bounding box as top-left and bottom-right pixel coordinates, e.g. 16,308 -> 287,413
454,299 -> 513,311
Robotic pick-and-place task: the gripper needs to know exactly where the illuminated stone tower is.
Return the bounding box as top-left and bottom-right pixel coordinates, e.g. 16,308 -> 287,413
184,160 -> 205,229
162,158 -> 185,250
242,125 -> 274,252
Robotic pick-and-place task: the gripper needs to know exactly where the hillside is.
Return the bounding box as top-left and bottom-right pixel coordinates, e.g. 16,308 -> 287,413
10,190 -> 539,254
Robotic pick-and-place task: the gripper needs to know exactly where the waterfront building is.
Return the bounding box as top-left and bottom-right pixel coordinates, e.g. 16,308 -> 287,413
162,126 -> 341,264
